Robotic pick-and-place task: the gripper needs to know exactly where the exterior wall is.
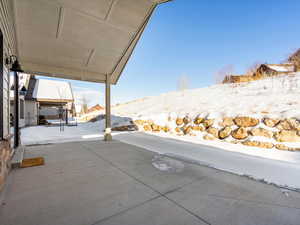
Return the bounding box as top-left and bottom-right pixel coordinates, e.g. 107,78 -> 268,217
1,0 -> 17,192
10,95 -> 26,128
0,139 -> 11,192
25,100 -> 38,126
223,75 -> 254,84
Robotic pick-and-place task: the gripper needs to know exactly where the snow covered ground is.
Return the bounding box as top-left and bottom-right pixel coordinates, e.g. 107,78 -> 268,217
21,115 -> 133,145
113,73 -> 300,120
116,132 -> 300,190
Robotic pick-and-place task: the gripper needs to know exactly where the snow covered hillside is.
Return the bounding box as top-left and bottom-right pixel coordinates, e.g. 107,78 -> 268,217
113,73 -> 300,120
111,73 -> 300,152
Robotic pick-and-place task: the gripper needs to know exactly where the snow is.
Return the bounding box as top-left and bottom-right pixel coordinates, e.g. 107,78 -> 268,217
113,73 -> 300,120
115,132 -> 300,190
33,79 -> 73,100
21,115 -> 133,145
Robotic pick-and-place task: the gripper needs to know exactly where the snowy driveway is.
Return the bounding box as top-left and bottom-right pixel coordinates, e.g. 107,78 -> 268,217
114,132 -> 300,190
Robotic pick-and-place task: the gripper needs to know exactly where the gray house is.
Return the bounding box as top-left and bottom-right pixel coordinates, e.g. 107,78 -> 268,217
29,77 -> 74,122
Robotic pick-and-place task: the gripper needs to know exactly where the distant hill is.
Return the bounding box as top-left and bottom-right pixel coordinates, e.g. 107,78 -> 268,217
113,72 -> 300,120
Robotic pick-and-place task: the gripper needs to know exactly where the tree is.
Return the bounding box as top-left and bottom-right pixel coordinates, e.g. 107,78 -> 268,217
81,95 -> 89,114
214,64 -> 235,84
245,61 -> 263,76
177,75 -> 189,91
287,48 -> 300,71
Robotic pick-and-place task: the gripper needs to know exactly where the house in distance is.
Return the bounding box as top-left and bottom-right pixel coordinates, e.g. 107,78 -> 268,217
10,75 -> 75,126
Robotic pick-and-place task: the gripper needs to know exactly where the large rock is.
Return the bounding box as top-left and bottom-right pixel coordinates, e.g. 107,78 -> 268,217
183,116 -> 191,125
287,118 -> 300,131
193,125 -> 205,132
234,117 -> 259,127
112,125 -> 138,131
231,127 -> 248,139
183,126 -> 193,135
263,118 -> 280,127
219,126 -> 232,139
203,119 -> 214,128
242,141 -> 274,149
276,119 -> 300,131
276,120 -> 293,130
163,126 -> 170,133
219,117 -> 234,127
275,144 -> 290,151
151,124 -> 161,132
143,124 -> 152,131
274,130 -> 300,142
275,119 -> 300,131
194,117 -> 204,125
203,134 -> 216,141
275,144 -> 300,151
176,118 -> 184,126
134,120 -> 145,126
207,127 -> 219,138
249,128 -> 273,138
175,127 -> 182,133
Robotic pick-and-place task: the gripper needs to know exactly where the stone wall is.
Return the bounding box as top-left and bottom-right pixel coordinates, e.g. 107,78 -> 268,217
0,139 -> 12,192
134,116 -> 300,151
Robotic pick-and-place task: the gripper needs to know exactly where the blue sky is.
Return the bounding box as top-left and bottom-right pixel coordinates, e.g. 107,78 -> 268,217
39,0 -> 300,106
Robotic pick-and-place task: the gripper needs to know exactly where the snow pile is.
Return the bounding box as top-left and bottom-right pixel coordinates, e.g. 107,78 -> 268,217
113,73 -> 300,120
21,115 -> 133,145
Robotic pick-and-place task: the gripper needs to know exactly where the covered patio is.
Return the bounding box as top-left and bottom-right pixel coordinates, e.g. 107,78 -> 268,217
1,140 -> 300,225
2,1 -> 300,225
5,0 -> 171,147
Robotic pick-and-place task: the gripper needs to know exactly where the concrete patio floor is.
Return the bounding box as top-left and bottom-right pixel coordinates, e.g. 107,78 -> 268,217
1,140 -> 300,225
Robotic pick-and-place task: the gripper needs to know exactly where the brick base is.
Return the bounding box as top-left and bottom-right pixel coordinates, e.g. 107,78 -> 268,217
0,139 -> 12,192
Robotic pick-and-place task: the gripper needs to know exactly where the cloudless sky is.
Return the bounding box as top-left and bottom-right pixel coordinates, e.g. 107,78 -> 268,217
39,0 -> 300,106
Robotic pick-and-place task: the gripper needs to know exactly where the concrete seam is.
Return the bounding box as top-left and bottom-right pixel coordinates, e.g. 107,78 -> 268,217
81,143 -> 211,225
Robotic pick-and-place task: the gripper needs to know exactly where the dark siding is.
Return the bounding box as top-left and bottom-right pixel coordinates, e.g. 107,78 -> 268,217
25,76 -> 37,100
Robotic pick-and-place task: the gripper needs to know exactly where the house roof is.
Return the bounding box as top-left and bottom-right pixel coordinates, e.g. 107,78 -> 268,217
87,104 -> 104,113
32,79 -> 74,102
12,0 -> 171,84
263,64 -> 295,73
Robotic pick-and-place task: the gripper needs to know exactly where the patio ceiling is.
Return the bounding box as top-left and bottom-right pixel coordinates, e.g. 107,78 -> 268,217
12,0 -> 170,84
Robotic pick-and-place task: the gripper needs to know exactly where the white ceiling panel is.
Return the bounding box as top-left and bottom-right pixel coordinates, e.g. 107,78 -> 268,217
108,0 -> 153,30
12,0 -> 171,84
56,0 -> 112,20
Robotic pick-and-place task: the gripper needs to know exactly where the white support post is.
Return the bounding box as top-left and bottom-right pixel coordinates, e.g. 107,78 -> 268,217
104,74 -> 112,141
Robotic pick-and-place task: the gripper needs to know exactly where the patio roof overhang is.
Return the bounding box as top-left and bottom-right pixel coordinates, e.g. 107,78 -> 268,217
12,0 -> 170,84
